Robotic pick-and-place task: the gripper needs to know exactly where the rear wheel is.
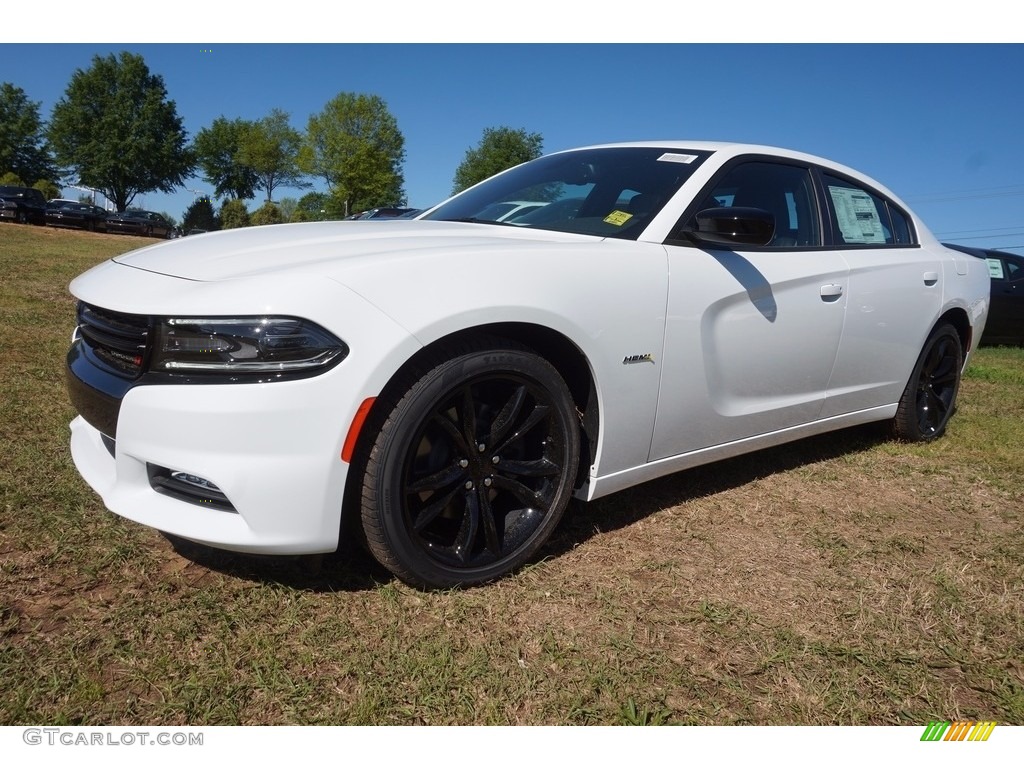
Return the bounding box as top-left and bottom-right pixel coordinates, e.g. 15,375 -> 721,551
360,341 -> 580,589
892,322 -> 962,441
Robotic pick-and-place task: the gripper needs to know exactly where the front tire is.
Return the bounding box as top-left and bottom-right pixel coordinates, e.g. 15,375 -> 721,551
360,340 -> 581,589
892,322 -> 962,441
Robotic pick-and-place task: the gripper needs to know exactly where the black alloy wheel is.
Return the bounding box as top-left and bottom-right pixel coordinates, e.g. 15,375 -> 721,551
360,341 -> 581,589
893,322 -> 963,441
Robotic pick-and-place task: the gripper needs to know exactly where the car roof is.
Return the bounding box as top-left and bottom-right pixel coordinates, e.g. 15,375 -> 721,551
553,140 -> 909,215
944,242 -> 1019,261
568,139 -> 822,158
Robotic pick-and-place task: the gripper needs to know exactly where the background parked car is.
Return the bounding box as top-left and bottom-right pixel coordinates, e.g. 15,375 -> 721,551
0,185 -> 47,225
104,210 -> 173,238
945,243 -> 1023,345
45,200 -> 109,232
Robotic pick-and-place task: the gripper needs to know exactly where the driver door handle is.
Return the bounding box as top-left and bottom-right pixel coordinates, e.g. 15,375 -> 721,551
820,284 -> 843,302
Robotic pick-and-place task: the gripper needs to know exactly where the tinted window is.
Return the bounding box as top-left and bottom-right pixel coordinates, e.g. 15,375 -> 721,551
990,255 -> 1024,282
888,204 -> 913,245
678,160 -> 821,247
987,258 -> 1006,281
823,173 -> 915,246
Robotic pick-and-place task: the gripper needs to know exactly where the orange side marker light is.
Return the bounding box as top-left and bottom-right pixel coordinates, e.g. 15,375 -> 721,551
341,397 -> 376,463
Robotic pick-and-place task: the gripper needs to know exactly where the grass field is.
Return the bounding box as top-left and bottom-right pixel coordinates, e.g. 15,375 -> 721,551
1,223 -> 1021,725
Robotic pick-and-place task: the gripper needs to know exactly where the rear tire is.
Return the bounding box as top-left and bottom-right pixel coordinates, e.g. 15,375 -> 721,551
892,322 -> 962,441
359,340 -> 580,589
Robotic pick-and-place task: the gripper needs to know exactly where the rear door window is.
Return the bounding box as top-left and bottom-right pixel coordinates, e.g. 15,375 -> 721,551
822,173 -> 916,246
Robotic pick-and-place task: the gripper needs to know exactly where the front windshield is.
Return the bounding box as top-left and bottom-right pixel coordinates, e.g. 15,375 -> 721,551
423,146 -> 710,239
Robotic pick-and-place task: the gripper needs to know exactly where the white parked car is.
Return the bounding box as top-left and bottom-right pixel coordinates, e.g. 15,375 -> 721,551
66,141 -> 991,589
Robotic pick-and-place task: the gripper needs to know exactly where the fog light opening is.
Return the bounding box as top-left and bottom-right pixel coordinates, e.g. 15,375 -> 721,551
171,472 -> 222,493
147,464 -> 236,512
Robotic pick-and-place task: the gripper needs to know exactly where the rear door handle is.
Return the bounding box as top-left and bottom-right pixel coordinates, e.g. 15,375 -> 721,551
923,271 -> 939,286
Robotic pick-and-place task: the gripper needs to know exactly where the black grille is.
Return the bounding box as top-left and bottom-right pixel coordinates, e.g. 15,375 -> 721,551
77,302 -> 150,377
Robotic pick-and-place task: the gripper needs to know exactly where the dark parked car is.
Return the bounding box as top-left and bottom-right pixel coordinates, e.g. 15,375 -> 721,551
105,210 -> 173,238
0,185 -> 47,225
45,201 -> 109,232
945,244 -> 1023,345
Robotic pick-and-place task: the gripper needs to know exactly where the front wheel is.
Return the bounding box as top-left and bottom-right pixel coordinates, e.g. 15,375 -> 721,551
359,341 -> 581,589
892,322 -> 963,441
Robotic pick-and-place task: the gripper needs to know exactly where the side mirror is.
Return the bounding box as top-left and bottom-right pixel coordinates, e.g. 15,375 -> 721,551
684,206 -> 775,247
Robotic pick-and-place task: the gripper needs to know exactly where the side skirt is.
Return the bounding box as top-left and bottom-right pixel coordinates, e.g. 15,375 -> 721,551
580,404 -> 897,501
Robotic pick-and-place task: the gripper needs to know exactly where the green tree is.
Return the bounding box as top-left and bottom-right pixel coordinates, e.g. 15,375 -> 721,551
251,201 -> 284,226
32,179 -> 60,200
181,197 -> 219,232
452,126 -> 543,195
301,92 -> 406,216
0,171 -> 24,185
220,198 -> 250,230
293,191 -> 332,222
276,197 -> 298,222
193,117 -> 258,200
237,109 -> 307,202
48,52 -> 193,212
0,83 -> 57,185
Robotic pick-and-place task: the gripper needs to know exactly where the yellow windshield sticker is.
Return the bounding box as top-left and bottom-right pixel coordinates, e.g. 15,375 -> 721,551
604,210 -> 633,226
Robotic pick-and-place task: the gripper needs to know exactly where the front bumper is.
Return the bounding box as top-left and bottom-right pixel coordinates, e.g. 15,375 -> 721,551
68,372 -> 355,554
65,257 -> 424,554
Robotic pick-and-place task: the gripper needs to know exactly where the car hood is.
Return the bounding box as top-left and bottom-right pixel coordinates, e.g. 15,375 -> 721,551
111,220 -> 594,282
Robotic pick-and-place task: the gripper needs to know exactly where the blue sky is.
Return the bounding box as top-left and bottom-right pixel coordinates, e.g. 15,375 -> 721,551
2,39 -> 1022,252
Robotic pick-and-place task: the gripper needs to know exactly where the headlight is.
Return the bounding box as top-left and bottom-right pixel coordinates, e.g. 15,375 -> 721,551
151,317 -> 348,375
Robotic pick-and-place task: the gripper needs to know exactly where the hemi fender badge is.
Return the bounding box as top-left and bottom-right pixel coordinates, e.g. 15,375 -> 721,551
623,353 -> 655,365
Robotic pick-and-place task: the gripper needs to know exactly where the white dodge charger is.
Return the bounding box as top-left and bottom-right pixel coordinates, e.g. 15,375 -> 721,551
66,142 -> 991,588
